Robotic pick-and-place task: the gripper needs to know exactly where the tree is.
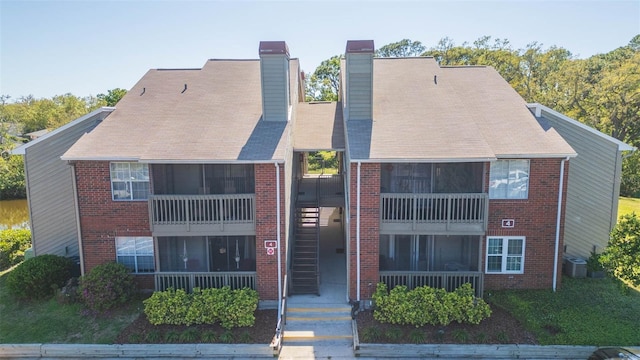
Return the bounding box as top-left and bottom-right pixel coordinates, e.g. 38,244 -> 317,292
306,55 -> 341,101
97,88 -> 127,107
376,39 -> 425,58
600,213 -> 640,286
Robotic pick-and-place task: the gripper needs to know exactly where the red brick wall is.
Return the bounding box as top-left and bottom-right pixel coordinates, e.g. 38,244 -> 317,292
74,161 -> 152,287
483,158 -> 569,290
348,162 -> 380,300
254,163 -> 286,301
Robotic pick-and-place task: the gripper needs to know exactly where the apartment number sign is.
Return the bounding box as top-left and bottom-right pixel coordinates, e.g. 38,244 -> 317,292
502,219 -> 515,228
265,240 -> 277,255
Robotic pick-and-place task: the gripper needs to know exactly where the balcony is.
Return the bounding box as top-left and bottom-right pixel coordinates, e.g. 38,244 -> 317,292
380,193 -> 488,234
379,271 -> 484,297
149,194 -> 255,236
155,272 -> 256,292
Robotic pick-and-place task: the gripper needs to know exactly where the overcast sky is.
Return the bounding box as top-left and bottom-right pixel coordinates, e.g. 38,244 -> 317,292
1,0 -> 638,100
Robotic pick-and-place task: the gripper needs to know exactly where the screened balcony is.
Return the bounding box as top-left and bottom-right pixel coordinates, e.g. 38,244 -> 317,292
378,234 -> 484,297
149,164 -> 256,236
380,162 -> 487,234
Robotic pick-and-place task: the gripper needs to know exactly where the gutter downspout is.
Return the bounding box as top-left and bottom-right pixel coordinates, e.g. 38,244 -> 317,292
275,163 -> 282,316
71,163 -> 85,276
356,162 -> 361,302
553,157 -> 569,292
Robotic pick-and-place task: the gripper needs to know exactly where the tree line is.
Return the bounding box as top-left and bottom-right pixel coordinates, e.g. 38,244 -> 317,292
0,89 -> 126,199
306,35 -> 640,197
2,35 -> 639,199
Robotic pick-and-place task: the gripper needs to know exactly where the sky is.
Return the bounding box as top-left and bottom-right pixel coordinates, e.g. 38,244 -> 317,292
1,0 -> 639,100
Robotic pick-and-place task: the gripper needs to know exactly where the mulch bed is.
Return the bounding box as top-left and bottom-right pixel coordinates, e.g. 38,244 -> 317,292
116,304 -> 535,345
115,310 -> 277,344
356,304 -> 537,344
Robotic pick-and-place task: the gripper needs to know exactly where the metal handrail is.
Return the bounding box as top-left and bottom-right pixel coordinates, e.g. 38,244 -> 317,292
315,177 -> 321,293
271,274 -> 288,351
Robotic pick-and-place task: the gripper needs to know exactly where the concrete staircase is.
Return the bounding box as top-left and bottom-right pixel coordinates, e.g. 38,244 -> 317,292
282,304 -> 353,346
291,206 -> 320,295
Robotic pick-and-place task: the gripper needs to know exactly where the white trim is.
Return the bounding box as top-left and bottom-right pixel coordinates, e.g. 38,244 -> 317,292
71,164 -> 85,276
275,163 -> 282,318
11,107 -> 115,155
553,157 -> 568,292
528,103 -> 636,152
350,157 -> 497,163
356,161 -> 361,302
61,157 -> 286,164
485,236 -> 526,274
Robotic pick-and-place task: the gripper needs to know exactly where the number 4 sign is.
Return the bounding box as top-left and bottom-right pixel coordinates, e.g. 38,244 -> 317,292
264,240 -> 277,256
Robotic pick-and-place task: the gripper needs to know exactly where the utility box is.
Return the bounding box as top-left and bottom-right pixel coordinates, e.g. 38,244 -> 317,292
563,256 -> 587,278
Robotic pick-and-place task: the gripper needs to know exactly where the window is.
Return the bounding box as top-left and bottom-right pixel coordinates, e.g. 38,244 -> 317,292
157,236 -> 256,272
489,160 -> 529,199
116,237 -> 154,273
486,237 -> 525,274
110,162 -> 149,200
379,234 -> 480,271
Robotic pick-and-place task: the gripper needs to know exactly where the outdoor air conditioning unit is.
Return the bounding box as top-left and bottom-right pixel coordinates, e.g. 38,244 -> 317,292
563,256 -> 587,278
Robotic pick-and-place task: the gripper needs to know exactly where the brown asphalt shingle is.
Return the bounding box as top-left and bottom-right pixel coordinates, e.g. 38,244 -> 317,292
293,102 -> 344,151
346,57 -> 575,161
63,59 -> 297,162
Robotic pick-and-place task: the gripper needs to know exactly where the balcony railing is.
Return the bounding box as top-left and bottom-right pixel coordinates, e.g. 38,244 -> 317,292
149,194 -> 255,235
155,272 -> 257,292
379,271 -> 484,297
380,193 -> 488,233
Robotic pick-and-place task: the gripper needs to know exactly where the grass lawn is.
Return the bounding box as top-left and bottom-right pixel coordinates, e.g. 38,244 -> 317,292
619,196 -> 640,218
0,269 -> 143,344
489,276 -> 640,346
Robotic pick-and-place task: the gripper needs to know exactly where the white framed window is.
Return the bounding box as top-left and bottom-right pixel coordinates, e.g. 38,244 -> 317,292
116,237 -> 154,273
486,236 -> 525,274
110,162 -> 149,201
489,160 -> 529,199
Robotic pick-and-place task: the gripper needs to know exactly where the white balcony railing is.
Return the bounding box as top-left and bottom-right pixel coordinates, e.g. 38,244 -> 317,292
380,193 -> 488,232
149,194 -> 255,232
155,272 -> 257,292
379,271 -> 484,297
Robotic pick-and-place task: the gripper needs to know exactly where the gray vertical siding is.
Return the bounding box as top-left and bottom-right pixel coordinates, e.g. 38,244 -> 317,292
23,110 -> 110,257
260,56 -> 289,122
540,110 -> 620,258
346,54 -> 373,120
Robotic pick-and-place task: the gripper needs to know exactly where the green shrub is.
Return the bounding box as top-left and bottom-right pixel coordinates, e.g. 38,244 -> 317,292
5,254 -> 73,299
372,282 -> 491,327
79,262 -> 136,312
201,330 -> 218,343
600,213 -> 640,286
0,229 -> 31,270
384,327 -> 403,341
146,330 -> 162,343
144,286 -> 259,329
409,329 -> 426,344
179,328 -> 199,343
360,326 -> 382,342
219,330 -> 234,344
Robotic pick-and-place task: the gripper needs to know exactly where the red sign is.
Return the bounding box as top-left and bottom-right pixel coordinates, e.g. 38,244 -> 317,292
264,240 -> 277,248
266,248 -> 275,256
502,219 -> 515,228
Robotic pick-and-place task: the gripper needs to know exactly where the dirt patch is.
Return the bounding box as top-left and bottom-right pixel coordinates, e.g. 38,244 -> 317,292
115,310 -> 277,344
356,304 -> 537,344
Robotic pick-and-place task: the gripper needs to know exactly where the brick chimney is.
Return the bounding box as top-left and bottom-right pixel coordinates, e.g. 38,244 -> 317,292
345,40 -> 374,121
259,41 -> 290,122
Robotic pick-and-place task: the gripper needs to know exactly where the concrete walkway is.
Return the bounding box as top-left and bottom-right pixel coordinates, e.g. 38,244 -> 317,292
279,207 -> 356,359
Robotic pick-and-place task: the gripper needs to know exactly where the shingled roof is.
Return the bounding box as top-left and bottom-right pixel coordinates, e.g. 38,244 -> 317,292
345,57 -> 575,161
63,59 -> 299,163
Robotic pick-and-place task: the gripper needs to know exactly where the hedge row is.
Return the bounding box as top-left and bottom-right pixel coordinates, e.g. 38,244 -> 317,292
372,282 -> 491,327
144,287 -> 258,329
0,228 -> 31,270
